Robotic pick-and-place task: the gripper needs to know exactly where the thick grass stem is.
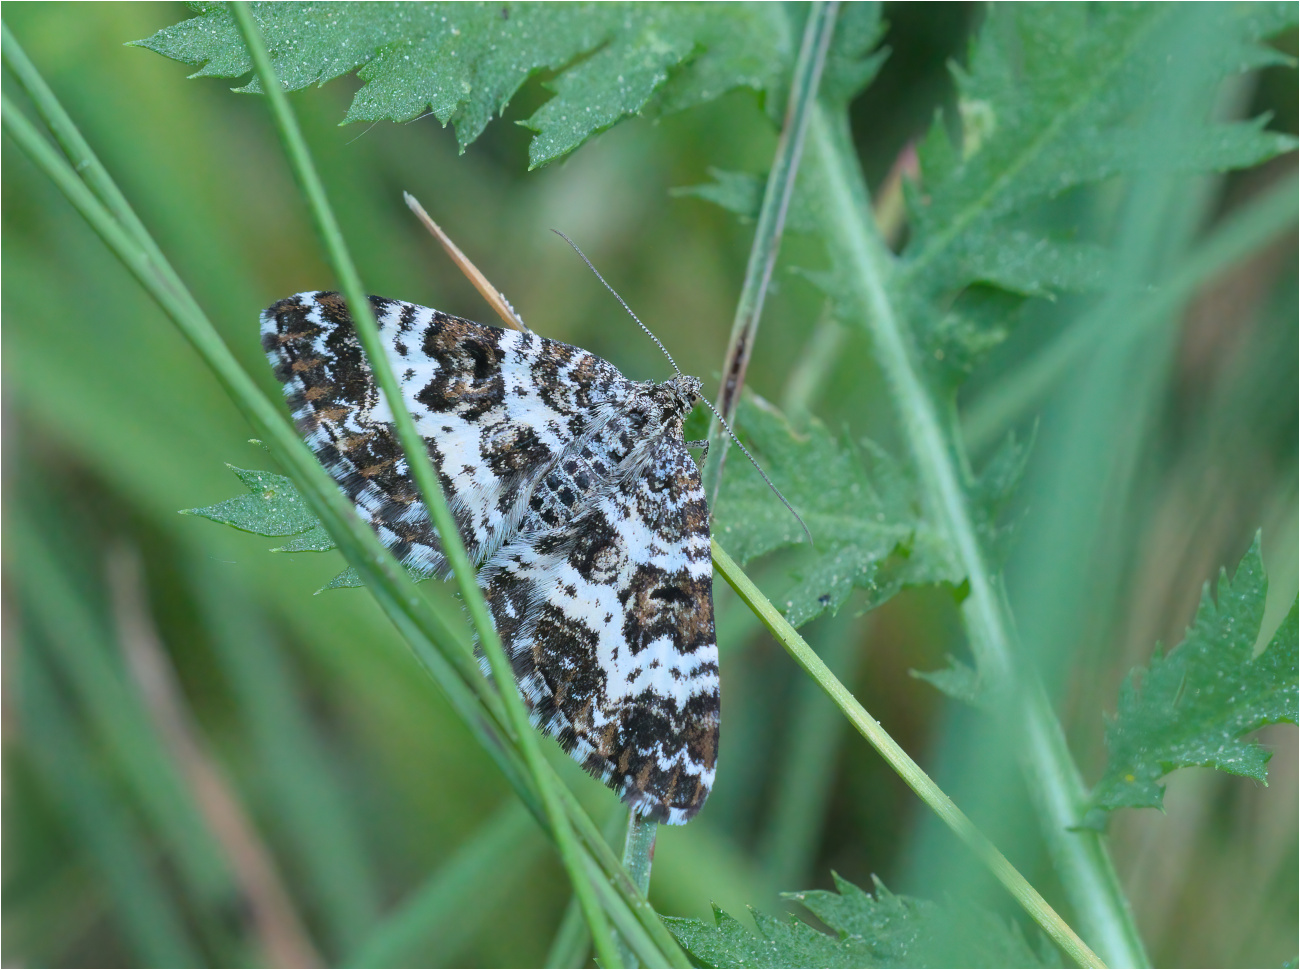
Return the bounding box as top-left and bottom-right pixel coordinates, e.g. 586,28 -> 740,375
803,98 -> 1147,966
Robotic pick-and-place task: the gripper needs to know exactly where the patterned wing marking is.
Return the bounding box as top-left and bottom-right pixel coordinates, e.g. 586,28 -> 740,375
481,439 -> 718,825
260,291 -> 626,574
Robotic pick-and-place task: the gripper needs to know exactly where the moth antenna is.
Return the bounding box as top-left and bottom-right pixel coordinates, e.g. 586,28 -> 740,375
701,397 -> 815,549
551,229 -> 683,377
552,229 -> 810,545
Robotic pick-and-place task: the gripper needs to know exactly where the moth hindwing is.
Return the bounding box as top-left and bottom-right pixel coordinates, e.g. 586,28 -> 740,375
261,291 -> 719,824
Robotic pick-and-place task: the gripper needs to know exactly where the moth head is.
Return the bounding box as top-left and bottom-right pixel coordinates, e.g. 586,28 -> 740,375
667,374 -> 703,411
550,229 -> 813,548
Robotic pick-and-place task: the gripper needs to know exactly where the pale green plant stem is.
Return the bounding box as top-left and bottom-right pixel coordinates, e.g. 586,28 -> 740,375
621,813 -> 658,897
712,541 -> 1105,970
228,5 -> 619,963
803,96 -> 1142,966
611,813 -> 656,964
702,0 -> 839,505
3,27 -> 689,967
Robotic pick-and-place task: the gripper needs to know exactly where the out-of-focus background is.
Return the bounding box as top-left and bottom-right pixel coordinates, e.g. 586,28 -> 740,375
4,4 -> 1295,967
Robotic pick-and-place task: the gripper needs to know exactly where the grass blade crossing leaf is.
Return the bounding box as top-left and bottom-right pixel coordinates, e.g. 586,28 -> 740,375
131,2 -> 792,166
713,395 -> 958,627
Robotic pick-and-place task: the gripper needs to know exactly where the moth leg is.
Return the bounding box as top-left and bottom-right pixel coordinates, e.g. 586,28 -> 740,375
684,439 -> 709,461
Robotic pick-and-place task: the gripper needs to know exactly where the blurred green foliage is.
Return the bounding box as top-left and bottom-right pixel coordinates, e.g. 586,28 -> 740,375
4,3 -> 1296,968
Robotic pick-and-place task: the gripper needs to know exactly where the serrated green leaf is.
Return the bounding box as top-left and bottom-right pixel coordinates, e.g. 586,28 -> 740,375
713,395 -> 958,627
911,655 -> 988,709
913,107 -> 956,187
182,466 -> 438,593
818,1 -> 888,107
889,2 -> 1298,374
664,873 -> 1048,968
1086,535 -> 1299,826
320,566 -> 363,593
671,168 -> 763,221
911,4 -> 1294,269
181,465 -> 330,542
671,167 -> 821,234
965,426 -> 1032,568
952,234 -> 1110,298
272,525 -> 336,553
695,2 -> 1300,389
641,2 -> 792,120
132,2 -> 790,166
919,285 -> 1024,384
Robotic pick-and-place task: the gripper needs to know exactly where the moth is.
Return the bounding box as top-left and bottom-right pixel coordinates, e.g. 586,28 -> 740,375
261,291 -> 718,824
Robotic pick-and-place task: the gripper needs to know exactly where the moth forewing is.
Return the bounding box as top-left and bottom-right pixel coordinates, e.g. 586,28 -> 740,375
262,291 -> 719,823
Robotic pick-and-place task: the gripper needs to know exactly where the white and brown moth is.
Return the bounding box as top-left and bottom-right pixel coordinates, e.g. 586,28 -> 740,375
261,292 -> 718,824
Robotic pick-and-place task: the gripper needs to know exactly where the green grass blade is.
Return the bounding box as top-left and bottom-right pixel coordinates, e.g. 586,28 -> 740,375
545,805 -> 628,969
702,0 -> 838,504
621,812 -> 657,897
226,6 -> 627,964
712,540 -> 1105,969
612,811 -> 659,964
